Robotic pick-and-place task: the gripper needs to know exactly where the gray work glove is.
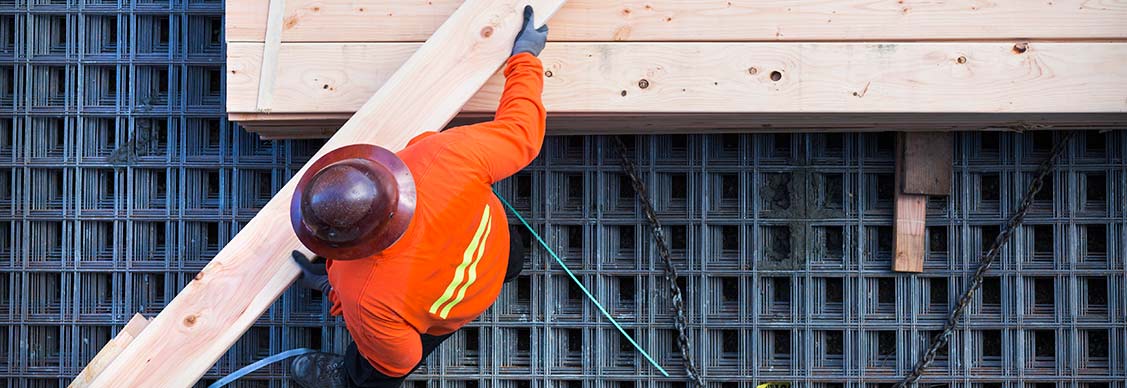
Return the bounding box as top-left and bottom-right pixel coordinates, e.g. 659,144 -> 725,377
292,250 -> 332,295
511,5 -> 548,57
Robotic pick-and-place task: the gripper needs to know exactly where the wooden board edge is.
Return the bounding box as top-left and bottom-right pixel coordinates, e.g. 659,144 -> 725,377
69,314 -> 150,388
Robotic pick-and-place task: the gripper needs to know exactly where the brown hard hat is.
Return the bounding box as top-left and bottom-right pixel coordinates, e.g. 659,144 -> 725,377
290,144 -> 416,260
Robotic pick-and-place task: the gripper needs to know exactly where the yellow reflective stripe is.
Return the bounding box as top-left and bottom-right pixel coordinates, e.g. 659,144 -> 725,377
439,216 -> 492,319
428,205 -> 492,315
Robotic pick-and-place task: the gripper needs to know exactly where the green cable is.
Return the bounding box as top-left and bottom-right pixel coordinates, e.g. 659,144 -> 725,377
494,189 -> 671,377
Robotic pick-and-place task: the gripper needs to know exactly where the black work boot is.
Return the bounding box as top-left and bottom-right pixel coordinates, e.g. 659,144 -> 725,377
290,352 -> 348,388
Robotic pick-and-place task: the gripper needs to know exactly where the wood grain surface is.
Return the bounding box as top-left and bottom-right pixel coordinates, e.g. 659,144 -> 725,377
229,42 -> 1127,114
227,0 -> 1127,42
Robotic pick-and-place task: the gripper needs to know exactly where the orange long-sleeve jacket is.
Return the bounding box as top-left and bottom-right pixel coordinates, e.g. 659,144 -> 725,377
324,53 -> 546,377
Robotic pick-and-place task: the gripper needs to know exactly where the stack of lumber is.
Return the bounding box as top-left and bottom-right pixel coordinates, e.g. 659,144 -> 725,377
228,0 -> 1127,139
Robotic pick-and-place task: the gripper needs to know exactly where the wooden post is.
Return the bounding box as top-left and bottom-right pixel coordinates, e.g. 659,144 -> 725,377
893,132 -> 952,273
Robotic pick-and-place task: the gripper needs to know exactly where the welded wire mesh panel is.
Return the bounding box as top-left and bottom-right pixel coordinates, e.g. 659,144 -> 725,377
1,0 -> 1126,385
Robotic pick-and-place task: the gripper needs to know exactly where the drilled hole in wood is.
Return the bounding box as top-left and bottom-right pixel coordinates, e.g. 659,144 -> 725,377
638,79 -> 649,89
770,71 -> 783,81
956,56 -> 967,64
544,70 -> 553,77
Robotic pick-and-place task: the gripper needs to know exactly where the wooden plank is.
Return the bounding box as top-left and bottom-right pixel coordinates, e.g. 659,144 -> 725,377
70,314 -> 150,387
87,1 -> 565,386
227,42 -> 1127,115
228,112 -> 1127,128
119,313 -> 150,338
232,112 -> 1127,139
893,133 -> 927,273
226,0 -> 1127,43
902,132 -> 953,195
254,0 -> 287,111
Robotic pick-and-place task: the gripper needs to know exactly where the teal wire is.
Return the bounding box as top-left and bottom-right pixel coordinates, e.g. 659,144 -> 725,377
494,189 -> 671,377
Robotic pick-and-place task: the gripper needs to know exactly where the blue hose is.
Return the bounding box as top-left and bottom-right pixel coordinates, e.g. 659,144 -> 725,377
208,348 -> 318,388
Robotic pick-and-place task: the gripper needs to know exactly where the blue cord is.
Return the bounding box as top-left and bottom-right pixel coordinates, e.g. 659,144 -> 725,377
494,189 -> 671,377
208,348 -> 318,388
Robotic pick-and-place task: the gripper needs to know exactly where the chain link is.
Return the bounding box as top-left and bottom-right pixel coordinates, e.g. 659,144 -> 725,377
613,136 -> 706,387
896,131 -> 1075,387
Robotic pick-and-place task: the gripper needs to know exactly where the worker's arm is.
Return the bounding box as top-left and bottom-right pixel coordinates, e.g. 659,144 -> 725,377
444,6 -> 547,183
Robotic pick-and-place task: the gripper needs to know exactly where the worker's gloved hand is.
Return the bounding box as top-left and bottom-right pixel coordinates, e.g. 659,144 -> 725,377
292,250 -> 332,295
512,5 -> 548,57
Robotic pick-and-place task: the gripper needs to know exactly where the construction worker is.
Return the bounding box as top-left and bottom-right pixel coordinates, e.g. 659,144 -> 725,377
284,6 -> 548,388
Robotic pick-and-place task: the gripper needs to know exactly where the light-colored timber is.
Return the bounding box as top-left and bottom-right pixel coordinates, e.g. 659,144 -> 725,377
226,0 -> 1127,43
229,42 -> 1127,115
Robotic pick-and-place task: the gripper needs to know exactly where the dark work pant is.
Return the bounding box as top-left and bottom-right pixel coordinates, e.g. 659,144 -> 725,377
342,226 -> 527,387
343,333 -> 452,388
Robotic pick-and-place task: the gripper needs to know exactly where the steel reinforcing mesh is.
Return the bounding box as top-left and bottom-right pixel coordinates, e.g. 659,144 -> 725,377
0,0 -> 1125,386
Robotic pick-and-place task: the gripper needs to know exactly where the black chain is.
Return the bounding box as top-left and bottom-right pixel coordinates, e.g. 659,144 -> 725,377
613,136 -> 705,387
896,131 -> 1075,387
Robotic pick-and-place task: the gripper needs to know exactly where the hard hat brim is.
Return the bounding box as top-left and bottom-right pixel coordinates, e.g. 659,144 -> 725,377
290,143 -> 416,260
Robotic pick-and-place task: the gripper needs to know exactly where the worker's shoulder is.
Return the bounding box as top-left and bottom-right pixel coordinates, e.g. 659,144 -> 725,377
399,130 -> 489,178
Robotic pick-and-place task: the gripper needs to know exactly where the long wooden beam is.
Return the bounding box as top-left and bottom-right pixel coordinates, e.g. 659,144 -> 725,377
229,112 -> 1127,139
86,1 -> 565,386
227,0 -> 1127,43
228,42 -> 1127,115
